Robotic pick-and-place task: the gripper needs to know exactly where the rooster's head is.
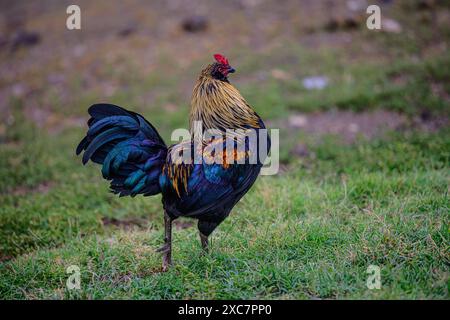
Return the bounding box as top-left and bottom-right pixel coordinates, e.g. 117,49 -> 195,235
205,54 -> 235,82
191,53 -> 260,132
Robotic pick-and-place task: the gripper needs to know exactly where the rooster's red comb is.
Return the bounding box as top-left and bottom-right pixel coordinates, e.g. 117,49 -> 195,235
214,54 -> 229,65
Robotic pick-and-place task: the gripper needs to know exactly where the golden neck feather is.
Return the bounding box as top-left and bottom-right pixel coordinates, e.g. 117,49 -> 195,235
189,65 -> 261,133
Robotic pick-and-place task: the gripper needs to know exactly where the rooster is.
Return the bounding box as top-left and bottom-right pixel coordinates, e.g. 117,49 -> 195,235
76,54 -> 269,270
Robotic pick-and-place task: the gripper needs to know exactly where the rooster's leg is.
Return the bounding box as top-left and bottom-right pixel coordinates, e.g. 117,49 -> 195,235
198,220 -> 220,253
199,232 -> 209,253
156,211 -> 172,271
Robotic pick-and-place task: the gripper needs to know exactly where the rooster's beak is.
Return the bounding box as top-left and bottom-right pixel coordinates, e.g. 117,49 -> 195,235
228,67 -> 236,74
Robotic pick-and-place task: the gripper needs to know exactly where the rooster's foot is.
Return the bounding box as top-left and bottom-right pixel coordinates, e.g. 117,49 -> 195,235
156,243 -> 170,253
199,232 -> 209,254
159,210 -> 173,271
162,253 -> 172,272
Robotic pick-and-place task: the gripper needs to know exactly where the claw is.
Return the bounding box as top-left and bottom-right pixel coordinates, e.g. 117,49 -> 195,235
156,243 -> 170,253
199,232 -> 209,253
162,258 -> 171,272
159,211 -> 173,271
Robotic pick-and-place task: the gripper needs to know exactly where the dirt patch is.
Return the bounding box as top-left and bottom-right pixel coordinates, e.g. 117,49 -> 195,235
24,107 -> 86,135
10,181 -> 55,196
101,216 -> 193,236
0,255 -> 14,263
268,109 -> 449,159
288,109 -> 407,143
173,219 -> 194,230
101,217 -> 148,230
413,111 -> 449,132
270,109 -> 448,145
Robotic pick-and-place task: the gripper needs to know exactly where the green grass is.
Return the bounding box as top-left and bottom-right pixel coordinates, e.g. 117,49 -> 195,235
240,53 -> 450,117
0,112 -> 448,298
0,1 -> 449,300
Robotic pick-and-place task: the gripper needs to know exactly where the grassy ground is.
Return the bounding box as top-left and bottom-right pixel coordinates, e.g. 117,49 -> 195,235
0,0 -> 449,299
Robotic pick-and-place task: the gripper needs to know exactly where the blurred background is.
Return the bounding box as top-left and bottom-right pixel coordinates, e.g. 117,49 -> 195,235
0,0 -> 449,299
1,0 -> 448,143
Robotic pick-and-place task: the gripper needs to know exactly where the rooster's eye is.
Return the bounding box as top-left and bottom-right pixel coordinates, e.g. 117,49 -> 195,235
211,65 -> 230,81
